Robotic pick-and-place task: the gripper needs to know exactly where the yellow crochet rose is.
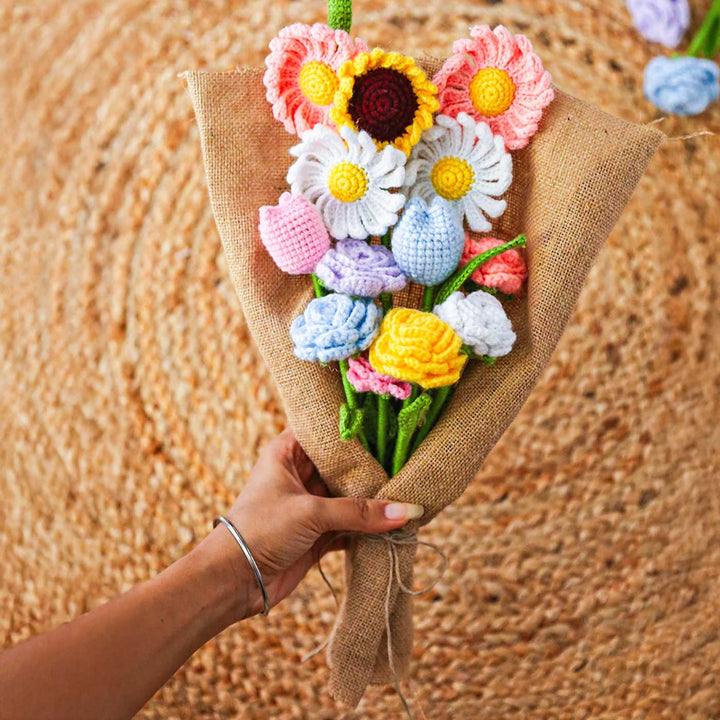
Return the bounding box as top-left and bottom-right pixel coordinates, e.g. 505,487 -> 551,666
369,308 -> 467,389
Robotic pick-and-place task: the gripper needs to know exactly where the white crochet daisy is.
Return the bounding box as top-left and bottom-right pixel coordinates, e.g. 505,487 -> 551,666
287,125 -> 407,240
402,112 -> 512,233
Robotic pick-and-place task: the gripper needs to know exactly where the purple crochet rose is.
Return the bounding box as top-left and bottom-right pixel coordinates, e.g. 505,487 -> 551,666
314,239 -> 407,298
626,0 -> 690,48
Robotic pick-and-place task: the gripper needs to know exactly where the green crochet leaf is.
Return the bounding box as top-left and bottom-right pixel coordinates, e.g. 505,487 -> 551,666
435,234 -> 526,306
339,403 -> 364,441
397,393 -> 432,434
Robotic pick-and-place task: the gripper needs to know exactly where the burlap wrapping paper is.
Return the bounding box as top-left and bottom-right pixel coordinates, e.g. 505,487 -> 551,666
184,61 -> 663,707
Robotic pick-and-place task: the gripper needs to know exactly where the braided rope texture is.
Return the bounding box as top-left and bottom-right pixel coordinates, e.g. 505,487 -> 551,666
1,1 -> 719,717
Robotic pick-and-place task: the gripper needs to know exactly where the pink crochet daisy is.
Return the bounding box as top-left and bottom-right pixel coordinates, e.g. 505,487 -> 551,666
461,235 -> 527,295
433,25 -> 554,150
263,23 -> 367,136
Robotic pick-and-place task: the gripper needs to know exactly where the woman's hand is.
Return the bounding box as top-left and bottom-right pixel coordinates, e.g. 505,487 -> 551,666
202,429 -> 424,619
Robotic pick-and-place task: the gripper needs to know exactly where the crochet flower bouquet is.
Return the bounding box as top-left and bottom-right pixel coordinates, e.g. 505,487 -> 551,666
185,0 -> 663,708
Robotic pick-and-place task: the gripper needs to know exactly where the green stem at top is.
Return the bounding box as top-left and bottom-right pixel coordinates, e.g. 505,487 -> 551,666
421,285 -> 436,312
687,0 -> 720,58
328,0 -> 353,32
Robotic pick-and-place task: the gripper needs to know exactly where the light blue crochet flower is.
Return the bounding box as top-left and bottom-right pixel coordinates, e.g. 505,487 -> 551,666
391,197 -> 465,286
290,294 -> 381,363
644,56 -> 720,116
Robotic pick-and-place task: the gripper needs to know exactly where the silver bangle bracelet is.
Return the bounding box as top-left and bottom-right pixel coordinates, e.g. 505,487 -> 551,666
213,516 -> 270,616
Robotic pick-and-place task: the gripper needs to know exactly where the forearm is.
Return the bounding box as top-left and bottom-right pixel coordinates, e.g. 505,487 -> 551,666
0,529 -> 248,720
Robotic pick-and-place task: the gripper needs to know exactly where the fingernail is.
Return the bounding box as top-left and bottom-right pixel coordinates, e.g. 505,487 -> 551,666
385,503 -> 425,521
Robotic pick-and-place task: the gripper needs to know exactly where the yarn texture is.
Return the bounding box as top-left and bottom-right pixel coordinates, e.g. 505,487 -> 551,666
314,239 -> 406,297
461,235 -> 527,294
332,49 -> 439,155
263,23 -> 367,136
391,196 -> 465,286
434,290 -> 516,357
433,25 -> 554,150
290,294 -> 381,363
288,124 -> 406,240
643,56 -> 720,116
626,0 -> 690,48
403,112 -> 512,232
369,308 -> 467,388
258,192 -> 331,275
346,355 -> 412,399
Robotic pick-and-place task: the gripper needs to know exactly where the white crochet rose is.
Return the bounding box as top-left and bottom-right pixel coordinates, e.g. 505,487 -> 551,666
433,290 -> 516,357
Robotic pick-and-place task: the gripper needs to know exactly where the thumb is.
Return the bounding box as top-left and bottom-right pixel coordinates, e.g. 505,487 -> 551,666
314,497 -> 425,534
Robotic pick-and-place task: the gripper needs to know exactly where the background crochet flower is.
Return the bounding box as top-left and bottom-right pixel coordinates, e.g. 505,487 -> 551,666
290,293 -> 381,363
258,193 -> 331,274
626,0 -> 690,48
644,56 -> 720,116
314,239 -> 406,297
369,308 -> 467,388
331,49 -> 439,155
461,235 -> 527,294
263,23 -> 367,136
346,355 -> 412,399
434,290 -> 516,357
433,25 -> 554,150
287,124 -> 406,240
403,113 -> 512,233
391,197 -> 465,286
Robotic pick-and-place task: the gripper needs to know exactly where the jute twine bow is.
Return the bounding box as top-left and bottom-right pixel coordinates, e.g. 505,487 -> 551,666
303,528 -> 448,719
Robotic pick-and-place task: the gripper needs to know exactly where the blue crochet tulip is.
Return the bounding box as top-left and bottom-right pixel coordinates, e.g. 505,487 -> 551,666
290,294 -> 381,363
644,56 -> 720,116
391,197 -> 465,286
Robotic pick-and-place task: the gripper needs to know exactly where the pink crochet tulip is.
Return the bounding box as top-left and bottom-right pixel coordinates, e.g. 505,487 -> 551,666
460,235 -> 527,295
346,356 -> 412,400
258,193 -> 331,275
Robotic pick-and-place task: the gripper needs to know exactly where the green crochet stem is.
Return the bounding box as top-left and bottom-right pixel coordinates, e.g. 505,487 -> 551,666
392,393 -> 432,476
687,0 -> 720,59
377,394 -> 391,469
328,0 -> 352,32
312,273 -> 326,298
339,358 -> 370,452
434,234 -> 527,306
410,385 -> 453,454
421,285 -> 436,312
379,229 -> 394,314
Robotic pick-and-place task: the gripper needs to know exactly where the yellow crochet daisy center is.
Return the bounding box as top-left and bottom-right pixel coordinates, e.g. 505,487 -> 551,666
430,156 -> 475,201
369,308 -> 467,389
469,67 -> 516,117
298,60 -> 339,106
327,161 -> 369,202
331,48 -> 439,156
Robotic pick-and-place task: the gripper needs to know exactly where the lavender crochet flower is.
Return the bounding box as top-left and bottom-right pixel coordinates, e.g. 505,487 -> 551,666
391,197 -> 465,286
290,294 -> 381,363
626,0 -> 690,47
314,240 -> 407,298
644,56 -> 720,116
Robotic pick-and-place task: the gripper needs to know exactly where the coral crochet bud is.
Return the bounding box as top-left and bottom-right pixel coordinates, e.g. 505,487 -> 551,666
391,197 -> 465,286
461,235 -> 527,295
369,308 -> 467,389
258,193 -> 331,275
434,290 -> 516,357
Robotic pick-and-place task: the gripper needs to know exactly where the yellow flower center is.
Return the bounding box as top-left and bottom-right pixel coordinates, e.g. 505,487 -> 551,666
469,67 -> 516,117
327,161 -> 369,202
298,61 -> 339,106
431,157 -> 474,201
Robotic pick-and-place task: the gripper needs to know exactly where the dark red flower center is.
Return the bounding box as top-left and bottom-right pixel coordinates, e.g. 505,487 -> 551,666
348,68 -> 418,143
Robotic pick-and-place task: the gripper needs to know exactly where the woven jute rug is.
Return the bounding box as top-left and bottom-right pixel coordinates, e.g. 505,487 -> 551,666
2,1 -> 719,718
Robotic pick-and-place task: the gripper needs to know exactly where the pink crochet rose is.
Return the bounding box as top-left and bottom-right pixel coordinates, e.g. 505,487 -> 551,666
346,355 -> 412,400
461,235 -> 527,295
258,193 -> 331,275
433,25 -> 554,150
263,23 -> 367,136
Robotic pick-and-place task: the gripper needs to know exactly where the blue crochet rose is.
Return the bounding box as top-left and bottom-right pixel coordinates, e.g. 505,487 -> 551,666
290,294 -> 381,363
391,197 -> 465,286
644,56 -> 720,116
